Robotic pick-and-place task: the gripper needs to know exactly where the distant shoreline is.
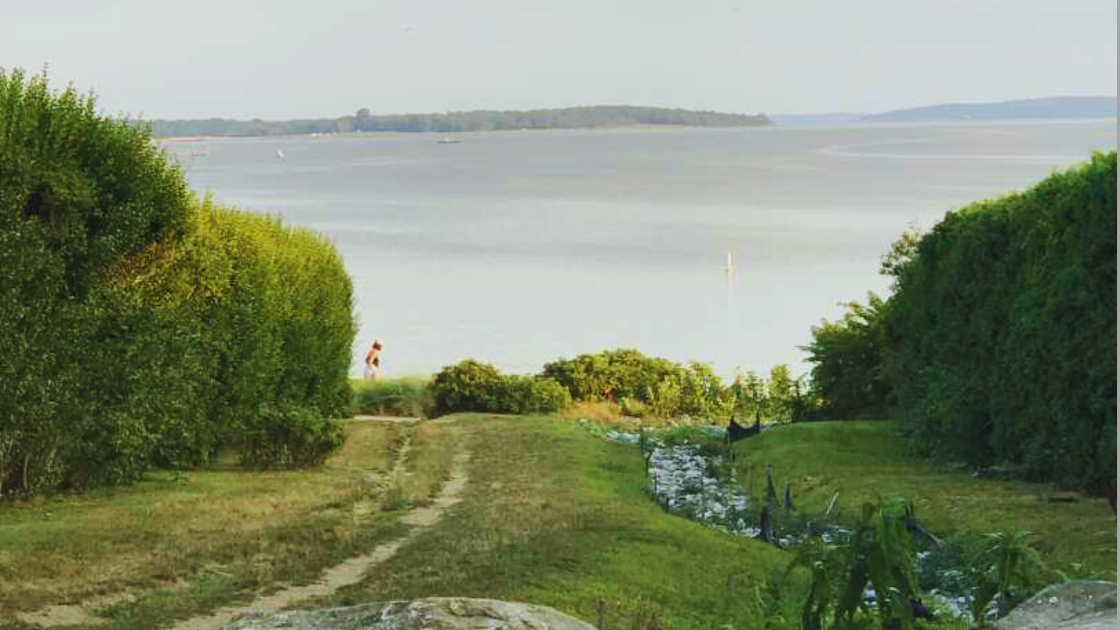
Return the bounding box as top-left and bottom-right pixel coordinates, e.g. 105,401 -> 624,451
143,105 -> 772,139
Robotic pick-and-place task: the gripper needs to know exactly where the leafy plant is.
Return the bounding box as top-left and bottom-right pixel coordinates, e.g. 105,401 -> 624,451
785,496 -> 923,630
970,529 -> 1041,625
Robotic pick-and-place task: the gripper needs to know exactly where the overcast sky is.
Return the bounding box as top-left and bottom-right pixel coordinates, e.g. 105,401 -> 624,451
4,0 -> 1116,120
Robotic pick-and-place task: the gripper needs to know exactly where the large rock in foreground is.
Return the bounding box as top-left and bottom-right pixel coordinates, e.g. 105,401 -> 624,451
994,581 -> 1116,630
224,598 -> 596,630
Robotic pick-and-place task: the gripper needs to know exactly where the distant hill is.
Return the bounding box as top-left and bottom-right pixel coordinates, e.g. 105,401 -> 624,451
147,105 -> 771,138
864,96 -> 1116,123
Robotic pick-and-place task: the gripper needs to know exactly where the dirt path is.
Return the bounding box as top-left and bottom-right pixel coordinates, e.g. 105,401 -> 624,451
170,446 -> 469,630
15,418 -> 467,630
350,415 -> 420,423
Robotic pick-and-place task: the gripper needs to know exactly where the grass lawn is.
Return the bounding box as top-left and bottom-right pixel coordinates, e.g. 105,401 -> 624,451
1,415 -> 1113,630
310,415 -> 802,630
731,420 -> 1117,579
0,420 -> 454,627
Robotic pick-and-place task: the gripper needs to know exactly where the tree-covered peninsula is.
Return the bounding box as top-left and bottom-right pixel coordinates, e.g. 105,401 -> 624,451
147,105 -> 772,137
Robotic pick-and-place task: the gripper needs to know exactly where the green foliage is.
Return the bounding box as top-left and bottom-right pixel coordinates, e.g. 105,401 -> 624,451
784,536 -> 841,630
542,349 -> 729,420
489,375 -> 572,415
801,294 -> 891,420
882,152 -> 1117,490
969,530 -> 1042,624
351,376 -> 430,417
429,360 -> 504,416
0,68 -> 192,493
785,496 -> 922,630
147,106 -> 773,137
619,397 -> 650,418
114,201 -> 356,468
235,405 -> 345,470
0,70 -> 356,494
428,360 -> 570,416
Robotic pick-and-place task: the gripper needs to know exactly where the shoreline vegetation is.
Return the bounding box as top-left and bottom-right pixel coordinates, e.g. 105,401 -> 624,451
143,105 -> 772,138
3,70 -> 1116,630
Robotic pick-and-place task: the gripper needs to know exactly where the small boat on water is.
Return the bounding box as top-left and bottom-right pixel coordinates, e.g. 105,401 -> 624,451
437,135 -> 462,144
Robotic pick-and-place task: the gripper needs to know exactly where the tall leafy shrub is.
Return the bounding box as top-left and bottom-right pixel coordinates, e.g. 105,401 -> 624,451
107,199 -> 356,468
429,360 -> 570,417
801,293 -> 891,420
0,69 -> 193,492
0,70 -> 357,492
540,348 -> 727,418
883,152 -> 1116,489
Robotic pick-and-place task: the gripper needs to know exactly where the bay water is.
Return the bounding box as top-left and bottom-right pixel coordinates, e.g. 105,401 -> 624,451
163,121 -> 1116,380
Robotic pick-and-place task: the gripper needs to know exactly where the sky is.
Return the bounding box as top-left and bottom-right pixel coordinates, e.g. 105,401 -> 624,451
3,0 -> 1116,120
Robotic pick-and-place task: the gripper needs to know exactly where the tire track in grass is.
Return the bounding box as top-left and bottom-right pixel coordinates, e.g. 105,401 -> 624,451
14,419 -> 466,630
169,439 -> 469,630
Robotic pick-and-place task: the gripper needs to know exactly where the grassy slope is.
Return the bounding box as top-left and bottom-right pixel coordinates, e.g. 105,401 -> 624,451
1,415 -> 1113,630
312,415 -> 801,630
0,420 -> 455,623
733,420 -> 1117,578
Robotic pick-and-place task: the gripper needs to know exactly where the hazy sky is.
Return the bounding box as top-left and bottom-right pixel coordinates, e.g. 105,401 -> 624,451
4,0 -> 1116,119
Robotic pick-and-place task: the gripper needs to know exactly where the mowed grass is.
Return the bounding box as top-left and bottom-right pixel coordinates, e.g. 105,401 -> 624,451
0,419 -> 454,625
310,415 -> 804,630
732,420 -> 1117,579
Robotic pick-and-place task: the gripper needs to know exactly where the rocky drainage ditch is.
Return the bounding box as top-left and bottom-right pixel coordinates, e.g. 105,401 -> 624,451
588,421 -> 996,622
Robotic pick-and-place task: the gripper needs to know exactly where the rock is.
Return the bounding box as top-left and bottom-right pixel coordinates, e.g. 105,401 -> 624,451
224,598 -> 595,630
994,581 -> 1116,630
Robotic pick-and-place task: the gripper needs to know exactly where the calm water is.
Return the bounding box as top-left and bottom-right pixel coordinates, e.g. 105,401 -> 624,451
163,121 -> 1116,379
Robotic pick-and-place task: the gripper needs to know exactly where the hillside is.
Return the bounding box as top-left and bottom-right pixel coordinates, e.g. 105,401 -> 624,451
863,96 -> 1117,122
3,415 -> 1114,630
148,105 -> 772,137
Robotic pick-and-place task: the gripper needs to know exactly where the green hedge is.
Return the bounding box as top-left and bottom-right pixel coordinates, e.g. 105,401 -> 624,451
541,349 -> 734,419
0,69 -> 194,493
102,199 -> 355,469
429,360 -> 571,417
882,152 -> 1116,490
0,70 -> 355,495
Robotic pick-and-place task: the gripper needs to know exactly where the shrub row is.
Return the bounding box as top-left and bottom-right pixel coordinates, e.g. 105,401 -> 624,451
105,200 -> 356,469
0,70 -> 355,495
542,348 -> 810,422
428,360 -> 571,416
804,153 -> 1116,491
884,152 -> 1116,490
418,349 -> 810,422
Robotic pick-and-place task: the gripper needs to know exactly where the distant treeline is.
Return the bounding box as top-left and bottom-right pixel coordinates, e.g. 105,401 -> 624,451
1,71 -> 355,495
804,152 -> 1117,493
147,105 -> 772,137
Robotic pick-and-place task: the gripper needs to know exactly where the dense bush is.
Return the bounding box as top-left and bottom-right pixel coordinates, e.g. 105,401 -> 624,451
107,200 -> 356,468
489,375 -> 571,415
882,152 -> 1116,490
429,360 -> 503,416
807,154 -> 1116,490
0,71 -> 355,494
542,349 -> 739,419
235,405 -> 345,470
429,360 -> 570,416
801,293 -> 891,420
0,69 -> 194,492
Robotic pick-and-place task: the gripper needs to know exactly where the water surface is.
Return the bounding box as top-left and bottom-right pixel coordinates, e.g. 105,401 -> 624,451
164,121 -> 1117,379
